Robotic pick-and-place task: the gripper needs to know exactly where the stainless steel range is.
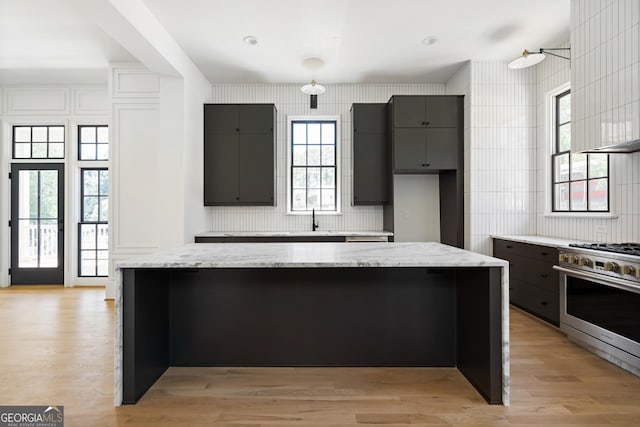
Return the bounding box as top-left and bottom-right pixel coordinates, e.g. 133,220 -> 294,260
554,243 -> 640,377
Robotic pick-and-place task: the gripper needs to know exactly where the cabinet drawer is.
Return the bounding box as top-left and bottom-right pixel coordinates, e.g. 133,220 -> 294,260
526,244 -> 558,263
509,278 -> 526,307
525,284 -> 559,325
525,259 -> 559,293
493,239 -> 528,258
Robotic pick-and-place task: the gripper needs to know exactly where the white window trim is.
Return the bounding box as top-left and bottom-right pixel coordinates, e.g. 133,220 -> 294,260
286,115 -> 342,215
544,83 -> 615,218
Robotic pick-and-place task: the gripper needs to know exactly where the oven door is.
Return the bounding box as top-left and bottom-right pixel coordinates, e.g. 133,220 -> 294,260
555,266 -> 640,364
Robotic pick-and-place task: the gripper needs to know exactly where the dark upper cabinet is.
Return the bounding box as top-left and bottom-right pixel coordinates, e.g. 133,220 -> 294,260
204,104 -> 276,206
390,95 -> 462,173
351,103 -> 388,205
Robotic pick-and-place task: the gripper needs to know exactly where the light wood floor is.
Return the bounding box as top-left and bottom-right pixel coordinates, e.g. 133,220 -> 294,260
1,287 -> 640,426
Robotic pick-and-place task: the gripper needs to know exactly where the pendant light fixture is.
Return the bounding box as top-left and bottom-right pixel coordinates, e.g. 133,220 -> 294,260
301,80 -> 326,109
508,47 -> 571,69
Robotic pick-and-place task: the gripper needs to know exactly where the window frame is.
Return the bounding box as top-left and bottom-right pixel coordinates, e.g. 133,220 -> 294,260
12,125 -> 65,160
551,89 -> 610,213
78,167 -> 109,277
286,115 -> 341,215
78,125 -> 109,161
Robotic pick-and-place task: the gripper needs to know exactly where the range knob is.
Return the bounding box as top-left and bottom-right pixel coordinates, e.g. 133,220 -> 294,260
622,265 -> 636,276
559,253 -> 569,262
568,255 -> 576,264
604,262 -> 619,272
578,258 -> 592,268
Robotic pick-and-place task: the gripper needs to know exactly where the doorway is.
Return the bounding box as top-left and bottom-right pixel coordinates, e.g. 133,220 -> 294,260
10,163 -> 65,284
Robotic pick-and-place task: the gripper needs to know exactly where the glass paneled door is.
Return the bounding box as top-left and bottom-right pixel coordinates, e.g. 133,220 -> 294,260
10,164 -> 64,284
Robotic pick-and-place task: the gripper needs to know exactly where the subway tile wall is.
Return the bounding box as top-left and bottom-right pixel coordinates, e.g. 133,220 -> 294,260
208,84 -> 444,232
536,0 -> 640,243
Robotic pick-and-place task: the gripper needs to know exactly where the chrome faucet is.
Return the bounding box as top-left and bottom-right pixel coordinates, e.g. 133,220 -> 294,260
312,208 -> 319,231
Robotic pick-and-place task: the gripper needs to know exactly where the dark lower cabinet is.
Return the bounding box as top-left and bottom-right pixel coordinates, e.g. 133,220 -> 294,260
351,103 -> 388,205
493,238 -> 559,326
204,104 -> 276,206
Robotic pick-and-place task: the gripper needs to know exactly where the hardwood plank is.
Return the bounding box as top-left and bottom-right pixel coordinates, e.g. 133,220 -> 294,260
1,287 -> 640,426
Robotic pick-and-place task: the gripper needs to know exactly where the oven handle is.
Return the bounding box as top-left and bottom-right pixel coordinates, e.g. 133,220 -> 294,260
553,265 -> 640,293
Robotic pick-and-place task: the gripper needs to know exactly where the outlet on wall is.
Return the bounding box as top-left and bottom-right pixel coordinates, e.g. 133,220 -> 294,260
594,225 -> 607,233
402,211 -> 409,219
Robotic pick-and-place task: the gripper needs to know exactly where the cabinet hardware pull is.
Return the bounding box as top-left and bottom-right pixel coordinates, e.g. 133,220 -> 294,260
425,121 -> 430,126
421,163 -> 430,167
541,301 -> 548,306
506,245 -> 513,248
541,273 -> 548,278
541,252 -> 548,256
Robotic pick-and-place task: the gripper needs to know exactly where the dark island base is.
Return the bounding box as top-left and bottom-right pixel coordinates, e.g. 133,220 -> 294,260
122,267 -> 502,405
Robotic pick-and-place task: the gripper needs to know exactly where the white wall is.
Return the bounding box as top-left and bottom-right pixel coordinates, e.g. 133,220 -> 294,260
535,0 -> 640,243
0,85 -> 109,287
392,175 -> 441,242
207,84 -> 445,233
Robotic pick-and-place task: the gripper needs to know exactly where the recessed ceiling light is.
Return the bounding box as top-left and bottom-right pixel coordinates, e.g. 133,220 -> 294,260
243,36 -> 258,46
422,36 -> 438,46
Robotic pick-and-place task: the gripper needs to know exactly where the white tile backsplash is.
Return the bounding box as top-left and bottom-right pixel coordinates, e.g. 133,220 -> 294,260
207,83 -> 444,232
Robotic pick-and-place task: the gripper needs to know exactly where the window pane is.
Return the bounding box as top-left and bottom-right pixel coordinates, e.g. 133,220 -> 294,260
81,144 -> 95,160
18,219 -> 38,267
307,189 -> 320,209
292,168 -> 306,189
99,170 -> 109,195
570,181 -> 587,210
97,224 -> 109,250
570,153 -> 587,180
81,127 -> 96,143
321,168 -> 335,188
97,144 -> 109,160
97,250 -> 109,276
97,127 -> 108,143
307,145 -> 321,165
588,178 -> 608,211
14,143 -> 30,158
558,92 -> 571,123
553,153 -> 570,182
558,123 -> 571,152
49,126 -> 64,142
49,143 -> 64,158
32,127 -> 47,142
14,127 -> 31,142
308,123 -> 320,145
39,170 -> 58,219
32,143 -> 47,158
81,224 -> 97,250
589,154 -> 608,178
19,171 -> 39,218
321,123 -> 335,145
307,167 -> 320,188
39,220 -> 58,267
293,123 -> 306,144
554,183 -> 569,210
321,189 -> 335,210
81,251 -> 97,276
99,197 -> 109,221
83,170 -> 99,195
293,146 -> 306,166
84,197 -> 99,221
292,189 -> 306,210
321,146 -> 335,166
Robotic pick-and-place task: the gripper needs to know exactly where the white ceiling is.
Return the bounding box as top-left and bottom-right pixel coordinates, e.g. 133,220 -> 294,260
0,0 -> 570,85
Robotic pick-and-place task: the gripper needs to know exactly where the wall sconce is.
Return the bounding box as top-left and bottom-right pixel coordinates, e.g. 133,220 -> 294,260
508,47 -> 571,69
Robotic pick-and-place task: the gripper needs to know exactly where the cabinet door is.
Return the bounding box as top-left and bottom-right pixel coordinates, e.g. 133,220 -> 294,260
238,133 -> 274,204
352,104 -> 386,133
353,132 -> 387,204
394,128 -> 426,171
204,104 -> 239,134
425,97 -> 459,127
239,104 -> 274,133
393,96 -> 426,127
204,133 -> 240,205
425,128 -> 458,170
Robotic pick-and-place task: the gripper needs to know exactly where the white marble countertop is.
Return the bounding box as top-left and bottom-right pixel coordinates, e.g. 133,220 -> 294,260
491,234 -> 590,248
116,242 -> 507,269
195,230 -> 394,237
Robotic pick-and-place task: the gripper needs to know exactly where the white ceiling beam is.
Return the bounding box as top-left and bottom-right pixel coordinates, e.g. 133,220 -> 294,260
69,0 -> 208,83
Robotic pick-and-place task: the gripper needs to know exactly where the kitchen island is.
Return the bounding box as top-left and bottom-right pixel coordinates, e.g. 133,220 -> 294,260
115,242 -> 509,406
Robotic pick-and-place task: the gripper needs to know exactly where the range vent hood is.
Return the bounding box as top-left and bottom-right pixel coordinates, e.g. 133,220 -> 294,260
582,139 -> 640,154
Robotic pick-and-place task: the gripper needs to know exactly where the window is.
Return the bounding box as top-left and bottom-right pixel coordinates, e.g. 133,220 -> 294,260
552,90 -> 609,211
12,125 -> 65,159
78,125 -> 109,160
290,119 -> 338,212
79,169 -> 109,277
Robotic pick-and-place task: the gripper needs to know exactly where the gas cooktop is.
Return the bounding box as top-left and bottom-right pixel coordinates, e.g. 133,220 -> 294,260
568,242 -> 640,257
